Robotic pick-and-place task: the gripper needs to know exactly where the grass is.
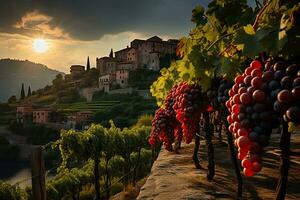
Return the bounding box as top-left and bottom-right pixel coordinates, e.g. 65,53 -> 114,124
55,101 -> 120,113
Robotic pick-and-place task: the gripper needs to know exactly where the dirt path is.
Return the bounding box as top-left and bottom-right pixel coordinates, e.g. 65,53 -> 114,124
137,132 -> 300,200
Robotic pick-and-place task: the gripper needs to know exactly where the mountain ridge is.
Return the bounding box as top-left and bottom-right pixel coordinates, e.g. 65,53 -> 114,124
0,58 -> 63,102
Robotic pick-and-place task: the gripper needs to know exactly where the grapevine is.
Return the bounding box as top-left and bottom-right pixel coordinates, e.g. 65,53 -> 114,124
149,0 -> 300,199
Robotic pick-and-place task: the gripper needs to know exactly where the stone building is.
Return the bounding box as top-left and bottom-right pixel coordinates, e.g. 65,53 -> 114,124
96,57 -> 118,76
70,65 -> 85,77
16,104 -> 33,123
99,73 -> 116,92
33,108 -> 52,124
116,69 -> 129,88
16,104 -> 53,124
96,36 -> 178,92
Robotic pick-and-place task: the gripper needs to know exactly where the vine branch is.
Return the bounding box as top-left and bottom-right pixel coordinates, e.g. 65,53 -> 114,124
252,0 -> 272,31
206,32 -> 234,51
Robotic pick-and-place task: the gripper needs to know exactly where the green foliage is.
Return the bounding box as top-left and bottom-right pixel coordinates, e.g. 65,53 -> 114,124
57,88 -> 81,103
20,83 -> 25,100
232,2 -> 300,59
7,95 -> 17,103
52,74 -> 64,91
46,167 -> 93,200
151,0 -> 299,107
94,93 -> 156,128
79,68 -> 100,88
52,122 -> 153,199
0,181 -> 27,200
128,69 -> 159,89
133,114 -> 153,128
191,5 -> 207,26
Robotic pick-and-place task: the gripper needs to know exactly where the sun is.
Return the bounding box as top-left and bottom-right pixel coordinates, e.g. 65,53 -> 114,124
32,38 -> 49,53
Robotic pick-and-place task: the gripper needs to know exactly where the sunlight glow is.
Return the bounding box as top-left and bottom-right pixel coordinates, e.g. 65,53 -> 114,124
32,38 -> 49,53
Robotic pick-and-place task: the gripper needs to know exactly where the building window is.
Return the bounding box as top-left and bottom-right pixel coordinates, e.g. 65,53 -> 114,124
152,59 -> 155,63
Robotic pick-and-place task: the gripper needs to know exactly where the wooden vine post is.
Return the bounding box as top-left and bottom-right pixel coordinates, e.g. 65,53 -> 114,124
30,146 -> 46,200
276,120 -> 291,200
193,123 -> 202,169
224,119 -> 243,199
203,111 -> 215,180
174,126 -> 183,153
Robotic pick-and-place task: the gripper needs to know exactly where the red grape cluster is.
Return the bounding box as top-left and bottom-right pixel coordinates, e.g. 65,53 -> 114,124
149,108 -> 176,151
267,61 -> 300,124
173,82 -> 205,143
227,60 -> 280,177
149,82 -> 206,150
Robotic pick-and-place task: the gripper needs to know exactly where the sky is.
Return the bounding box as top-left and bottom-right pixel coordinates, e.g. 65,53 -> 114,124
0,0 -> 256,73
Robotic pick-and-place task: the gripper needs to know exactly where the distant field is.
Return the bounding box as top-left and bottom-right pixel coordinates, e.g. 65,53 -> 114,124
55,101 -> 120,112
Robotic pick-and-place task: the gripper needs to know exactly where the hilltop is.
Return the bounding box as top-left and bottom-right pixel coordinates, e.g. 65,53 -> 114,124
0,59 -> 63,101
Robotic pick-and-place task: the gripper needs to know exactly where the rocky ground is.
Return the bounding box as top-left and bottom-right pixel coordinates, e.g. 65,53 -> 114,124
137,131 -> 300,200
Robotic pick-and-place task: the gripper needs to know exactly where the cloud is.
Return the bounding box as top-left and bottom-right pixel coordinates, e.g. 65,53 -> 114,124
13,11 -> 70,39
0,0 -> 202,41
0,0 -> 259,72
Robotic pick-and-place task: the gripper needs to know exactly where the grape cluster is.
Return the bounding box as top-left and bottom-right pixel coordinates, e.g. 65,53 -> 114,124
173,82 -> 205,143
164,85 -> 177,116
150,82 -> 206,149
149,108 -> 176,151
267,61 -> 300,124
207,77 -> 233,109
227,60 -> 280,177
217,79 -> 233,105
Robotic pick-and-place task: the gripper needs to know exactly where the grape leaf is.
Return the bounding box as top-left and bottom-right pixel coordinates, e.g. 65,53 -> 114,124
233,25 -> 263,58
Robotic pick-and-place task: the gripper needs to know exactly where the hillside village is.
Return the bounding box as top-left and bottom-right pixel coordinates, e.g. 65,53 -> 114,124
13,36 -> 179,130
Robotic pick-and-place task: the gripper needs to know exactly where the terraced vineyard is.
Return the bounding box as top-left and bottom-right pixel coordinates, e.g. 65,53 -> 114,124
55,101 -> 120,113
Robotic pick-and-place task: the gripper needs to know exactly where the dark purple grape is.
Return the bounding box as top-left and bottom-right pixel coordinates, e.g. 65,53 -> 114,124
286,106 -> 300,123
292,86 -> 300,99
273,101 -> 288,113
280,76 -> 293,89
274,70 -> 285,81
286,64 -> 299,77
249,131 -> 259,141
246,106 -> 254,114
273,61 -> 286,71
268,80 -> 280,90
251,113 -> 260,121
293,77 -> 300,87
241,119 -> 251,128
253,103 -> 265,112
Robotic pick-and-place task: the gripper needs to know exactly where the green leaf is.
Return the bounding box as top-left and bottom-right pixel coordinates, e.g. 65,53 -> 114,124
233,25 -> 263,58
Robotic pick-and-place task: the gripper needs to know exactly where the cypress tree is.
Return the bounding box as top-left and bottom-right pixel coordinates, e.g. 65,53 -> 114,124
109,48 -> 114,58
27,86 -> 31,97
86,56 -> 90,71
20,83 -> 25,100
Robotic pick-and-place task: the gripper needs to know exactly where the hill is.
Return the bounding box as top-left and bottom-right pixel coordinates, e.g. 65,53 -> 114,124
0,59 -> 63,101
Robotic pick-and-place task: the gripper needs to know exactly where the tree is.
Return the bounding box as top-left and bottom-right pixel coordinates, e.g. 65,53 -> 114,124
27,86 -> 31,97
133,114 -> 153,128
52,74 -> 64,91
86,56 -> 90,71
7,95 -> 17,103
109,48 -> 113,58
20,83 -> 25,100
